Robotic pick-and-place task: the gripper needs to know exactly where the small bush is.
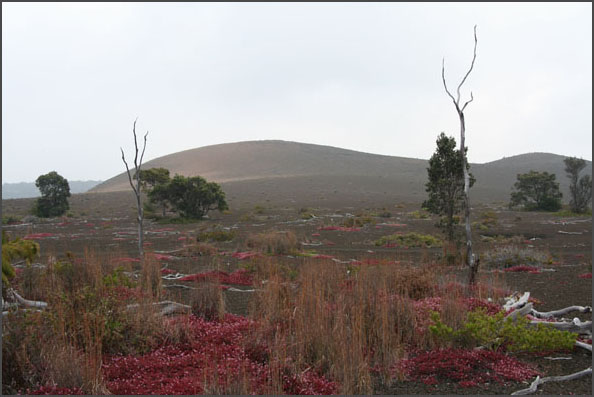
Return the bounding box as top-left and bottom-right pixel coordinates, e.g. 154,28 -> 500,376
410,210 -> 430,219
246,231 -> 298,255
343,215 -> 376,227
197,229 -> 237,242
482,246 -> 552,269
430,309 -> 577,352
375,232 -> 442,248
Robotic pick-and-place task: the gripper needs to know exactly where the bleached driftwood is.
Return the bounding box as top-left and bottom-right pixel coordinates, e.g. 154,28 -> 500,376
511,367 -> 592,395
126,300 -> 191,316
575,340 -> 592,352
530,305 -> 592,319
9,289 -> 47,309
505,303 -> 533,321
528,318 -> 592,334
504,292 -> 530,311
557,230 -> 583,235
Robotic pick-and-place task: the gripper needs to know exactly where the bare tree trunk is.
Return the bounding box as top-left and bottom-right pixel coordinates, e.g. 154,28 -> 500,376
121,118 -> 148,262
442,25 -> 478,286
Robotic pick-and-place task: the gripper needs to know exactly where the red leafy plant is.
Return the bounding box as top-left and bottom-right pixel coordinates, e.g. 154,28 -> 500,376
504,265 -> 540,273
178,269 -> 253,286
396,348 -> 540,387
100,314 -> 338,395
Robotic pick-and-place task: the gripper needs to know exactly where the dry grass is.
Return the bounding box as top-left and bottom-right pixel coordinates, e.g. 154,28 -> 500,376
249,259 -> 442,394
189,280 -> 226,321
246,230 -> 298,255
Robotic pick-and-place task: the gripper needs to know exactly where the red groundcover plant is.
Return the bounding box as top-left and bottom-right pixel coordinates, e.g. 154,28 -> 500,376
101,314 -> 338,395
397,348 -> 541,388
178,269 -> 253,286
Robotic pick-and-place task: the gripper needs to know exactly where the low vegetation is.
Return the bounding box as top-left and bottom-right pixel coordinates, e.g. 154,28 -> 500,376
375,232 -> 442,248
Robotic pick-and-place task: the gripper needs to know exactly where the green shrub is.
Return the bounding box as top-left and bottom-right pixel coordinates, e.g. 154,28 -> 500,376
410,210 -> 430,219
430,309 -> 577,352
197,229 -> 237,242
375,232 -> 442,248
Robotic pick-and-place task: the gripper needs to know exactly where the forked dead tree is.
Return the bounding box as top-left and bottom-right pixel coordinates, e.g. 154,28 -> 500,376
121,118 -> 148,261
441,25 -> 478,285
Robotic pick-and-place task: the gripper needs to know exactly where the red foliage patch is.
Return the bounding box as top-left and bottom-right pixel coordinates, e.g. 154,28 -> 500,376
161,268 -> 176,275
382,223 -> 407,227
313,254 -> 335,260
101,315 -> 338,395
578,273 -> 592,279
178,269 -> 253,286
28,385 -> 84,395
397,348 -> 540,387
504,265 -> 540,273
23,233 -> 56,239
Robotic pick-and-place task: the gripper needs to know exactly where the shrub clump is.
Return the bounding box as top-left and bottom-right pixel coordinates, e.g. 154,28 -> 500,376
482,246 -> 552,269
375,232 -> 442,248
197,229 -> 237,242
246,231 -> 298,255
429,309 -> 577,352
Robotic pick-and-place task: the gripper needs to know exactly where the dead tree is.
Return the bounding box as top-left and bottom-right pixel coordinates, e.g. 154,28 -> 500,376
121,118 -> 148,261
441,25 -> 478,285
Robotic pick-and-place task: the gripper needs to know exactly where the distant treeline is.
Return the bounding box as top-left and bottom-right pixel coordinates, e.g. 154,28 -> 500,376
2,180 -> 102,199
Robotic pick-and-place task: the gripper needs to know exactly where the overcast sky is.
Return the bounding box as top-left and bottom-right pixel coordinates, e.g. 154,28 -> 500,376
2,2 -> 592,183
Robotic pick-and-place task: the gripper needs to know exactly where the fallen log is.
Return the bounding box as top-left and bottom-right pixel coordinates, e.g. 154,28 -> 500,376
528,318 -> 592,334
10,290 -> 48,309
530,305 -> 592,319
575,341 -> 592,352
504,292 -> 530,311
126,300 -> 191,316
505,303 -> 533,321
511,367 -> 592,395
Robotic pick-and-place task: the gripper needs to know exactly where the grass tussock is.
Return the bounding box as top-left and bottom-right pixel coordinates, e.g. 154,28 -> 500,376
248,259 -> 444,394
375,232 -> 442,248
246,230 -> 298,255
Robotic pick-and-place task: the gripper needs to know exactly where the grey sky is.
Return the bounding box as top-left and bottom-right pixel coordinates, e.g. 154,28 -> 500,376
2,2 -> 592,183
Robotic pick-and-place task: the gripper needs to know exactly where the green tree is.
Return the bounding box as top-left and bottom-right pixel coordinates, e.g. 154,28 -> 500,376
136,167 -> 171,192
138,168 -> 171,216
510,171 -> 562,211
563,157 -> 592,213
33,171 -> 71,217
163,175 -> 228,219
423,133 -> 475,242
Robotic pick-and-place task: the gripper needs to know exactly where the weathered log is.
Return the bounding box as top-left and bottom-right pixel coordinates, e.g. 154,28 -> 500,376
530,305 -> 592,319
10,290 -> 48,309
528,318 -> 592,334
504,292 -> 530,311
511,367 -> 592,395
126,300 -> 191,316
575,341 -> 592,352
505,303 -> 533,321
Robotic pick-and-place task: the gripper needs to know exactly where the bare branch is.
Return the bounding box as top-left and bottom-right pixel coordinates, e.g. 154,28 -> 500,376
456,25 -> 478,104
461,91 -> 474,111
121,147 -> 138,196
133,117 -> 140,169
441,57 -> 458,107
139,131 -> 149,168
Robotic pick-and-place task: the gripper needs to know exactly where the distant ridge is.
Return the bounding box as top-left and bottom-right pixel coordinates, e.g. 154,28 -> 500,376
3,180 -> 103,199
90,140 -> 591,204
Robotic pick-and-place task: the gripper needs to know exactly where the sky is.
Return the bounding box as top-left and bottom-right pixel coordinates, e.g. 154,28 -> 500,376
2,2 -> 592,183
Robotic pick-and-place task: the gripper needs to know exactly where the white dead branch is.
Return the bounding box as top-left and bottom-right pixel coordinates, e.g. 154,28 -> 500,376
575,340 -> 592,352
511,367 -> 592,395
558,230 -> 583,235
126,300 -> 191,316
9,289 -> 48,309
530,305 -> 592,319
528,318 -> 592,335
503,291 -> 531,311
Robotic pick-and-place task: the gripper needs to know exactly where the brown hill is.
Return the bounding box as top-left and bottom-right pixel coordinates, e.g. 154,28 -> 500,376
90,141 -> 591,207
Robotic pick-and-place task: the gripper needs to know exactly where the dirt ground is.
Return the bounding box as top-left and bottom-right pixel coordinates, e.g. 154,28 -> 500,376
2,192 -> 592,395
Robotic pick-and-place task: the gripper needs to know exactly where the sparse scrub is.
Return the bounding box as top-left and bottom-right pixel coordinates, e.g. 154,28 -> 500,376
409,210 -> 431,219
343,215 -> 376,227
246,231 -> 298,255
375,232 -> 442,248
482,245 -> 552,269
189,281 -> 226,321
197,228 -> 237,242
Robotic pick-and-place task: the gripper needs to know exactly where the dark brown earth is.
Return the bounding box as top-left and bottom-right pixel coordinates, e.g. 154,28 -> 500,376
2,191 -> 592,395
